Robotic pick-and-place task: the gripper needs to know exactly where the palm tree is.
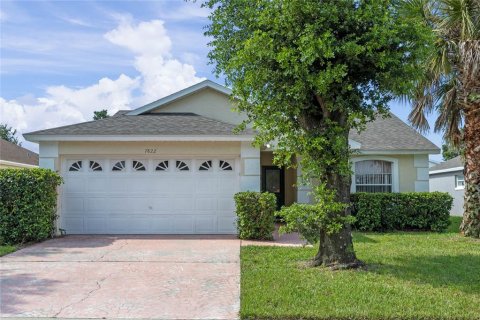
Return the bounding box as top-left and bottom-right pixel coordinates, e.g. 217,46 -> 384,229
402,0 -> 480,237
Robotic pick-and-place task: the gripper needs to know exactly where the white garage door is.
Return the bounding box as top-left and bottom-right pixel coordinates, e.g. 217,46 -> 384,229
61,158 -> 239,234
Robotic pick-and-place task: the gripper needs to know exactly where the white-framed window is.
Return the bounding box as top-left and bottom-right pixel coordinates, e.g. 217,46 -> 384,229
219,160 -> 234,171
175,160 -> 190,172
455,174 -> 465,189
155,160 -> 169,172
68,160 -> 83,172
88,160 -> 103,172
132,160 -> 147,171
112,160 -> 126,172
198,160 -> 213,171
354,160 -> 393,193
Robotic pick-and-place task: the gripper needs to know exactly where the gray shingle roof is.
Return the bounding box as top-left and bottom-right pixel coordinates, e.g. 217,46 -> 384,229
25,113 -> 254,136
430,156 -> 463,172
349,113 -> 439,152
25,111 -> 438,153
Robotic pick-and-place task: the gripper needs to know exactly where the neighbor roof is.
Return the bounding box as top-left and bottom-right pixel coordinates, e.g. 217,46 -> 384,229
24,113 -> 254,142
429,156 -> 463,174
0,139 -> 39,165
349,113 -> 439,153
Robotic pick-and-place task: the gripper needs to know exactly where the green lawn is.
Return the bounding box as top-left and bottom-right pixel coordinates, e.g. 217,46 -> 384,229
241,217 -> 480,320
0,245 -> 17,256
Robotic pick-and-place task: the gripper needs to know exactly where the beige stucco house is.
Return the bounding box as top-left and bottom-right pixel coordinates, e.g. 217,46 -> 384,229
24,80 -> 439,235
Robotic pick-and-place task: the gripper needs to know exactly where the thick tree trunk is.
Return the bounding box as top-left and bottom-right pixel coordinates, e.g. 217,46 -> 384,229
313,163 -> 363,269
460,108 -> 480,237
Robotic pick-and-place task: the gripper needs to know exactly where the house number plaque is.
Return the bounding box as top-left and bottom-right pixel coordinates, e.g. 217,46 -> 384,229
144,148 -> 157,154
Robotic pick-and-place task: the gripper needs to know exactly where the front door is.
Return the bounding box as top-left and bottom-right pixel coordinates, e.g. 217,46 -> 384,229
261,166 -> 285,210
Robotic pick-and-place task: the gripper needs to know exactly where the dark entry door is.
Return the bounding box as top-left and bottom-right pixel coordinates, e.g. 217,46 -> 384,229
261,166 -> 285,210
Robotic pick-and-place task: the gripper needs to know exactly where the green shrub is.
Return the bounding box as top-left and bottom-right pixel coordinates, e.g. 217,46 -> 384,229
0,168 -> 63,245
234,191 -> 276,240
351,192 -> 453,232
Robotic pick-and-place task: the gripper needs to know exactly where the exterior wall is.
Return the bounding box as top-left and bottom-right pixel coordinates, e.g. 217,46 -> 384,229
150,88 -> 248,126
260,151 -> 297,205
429,171 -> 464,216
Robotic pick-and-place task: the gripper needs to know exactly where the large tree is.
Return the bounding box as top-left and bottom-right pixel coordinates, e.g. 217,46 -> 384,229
402,0 -> 480,237
204,0 -> 430,267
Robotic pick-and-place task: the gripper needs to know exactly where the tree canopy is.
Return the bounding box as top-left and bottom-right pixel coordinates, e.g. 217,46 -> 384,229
93,109 -> 110,120
0,124 -> 21,146
204,0 -> 431,267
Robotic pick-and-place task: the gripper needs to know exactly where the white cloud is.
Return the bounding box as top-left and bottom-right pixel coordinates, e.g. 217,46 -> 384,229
1,19 -> 204,151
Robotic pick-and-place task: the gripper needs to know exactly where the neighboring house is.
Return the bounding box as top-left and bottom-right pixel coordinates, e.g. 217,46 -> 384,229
24,80 -> 439,235
429,159 -> 440,168
0,139 -> 38,169
429,156 -> 464,216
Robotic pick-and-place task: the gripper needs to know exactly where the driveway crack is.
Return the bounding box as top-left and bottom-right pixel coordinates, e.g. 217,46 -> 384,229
52,271 -> 113,318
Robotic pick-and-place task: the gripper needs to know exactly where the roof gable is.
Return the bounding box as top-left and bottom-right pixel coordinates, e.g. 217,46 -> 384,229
127,80 -> 232,116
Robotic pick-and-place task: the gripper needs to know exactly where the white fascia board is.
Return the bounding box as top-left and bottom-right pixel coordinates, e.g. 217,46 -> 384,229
358,149 -> 440,155
24,134 -> 254,143
0,160 -> 38,168
429,167 -> 464,175
127,80 -> 232,116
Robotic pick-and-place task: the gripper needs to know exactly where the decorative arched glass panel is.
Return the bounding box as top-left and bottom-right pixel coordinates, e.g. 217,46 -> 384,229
69,161 -> 82,172
89,161 -> 102,172
156,160 -> 169,171
176,160 -> 189,171
199,160 -> 213,171
355,160 -> 392,193
133,160 -> 146,171
219,160 -> 233,171
112,161 -> 126,172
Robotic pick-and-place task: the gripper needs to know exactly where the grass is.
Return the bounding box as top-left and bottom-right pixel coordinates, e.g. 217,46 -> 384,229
0,245 -> 17,256
241,216 -> 480,320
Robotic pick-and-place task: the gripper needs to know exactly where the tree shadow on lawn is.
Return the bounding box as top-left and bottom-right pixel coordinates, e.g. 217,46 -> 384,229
368,254 -> 480,295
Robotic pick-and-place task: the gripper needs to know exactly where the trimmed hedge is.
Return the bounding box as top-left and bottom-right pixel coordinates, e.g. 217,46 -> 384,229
234,191 -> 276,240
351,192 -> 453,232
0,168 -> 62,245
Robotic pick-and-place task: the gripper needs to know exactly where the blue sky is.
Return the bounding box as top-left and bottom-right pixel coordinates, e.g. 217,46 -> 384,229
0,0 -> 443,161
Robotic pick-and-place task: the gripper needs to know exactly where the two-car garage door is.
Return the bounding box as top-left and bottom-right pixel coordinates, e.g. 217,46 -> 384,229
61,157 -> 239,234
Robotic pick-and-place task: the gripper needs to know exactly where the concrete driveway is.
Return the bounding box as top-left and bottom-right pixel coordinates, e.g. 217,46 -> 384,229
0,235 -> 240,319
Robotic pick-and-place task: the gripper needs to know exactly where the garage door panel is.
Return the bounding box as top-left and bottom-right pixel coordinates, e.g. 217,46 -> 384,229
217,198 -> 235,211
195,216 -> 216,233
62,217 -> 84,234
217,177 -> 237,194
86,177 -> 112,192
65,177 -> 86,193
64,197 -> 84,212
196,178 -> 217,194
217,216 -> 237,233
84,217 -> 107,234
174,217 -> 194,233
62,157 -> 239,234
109,216 -> 152,234
195,198 -> 217,211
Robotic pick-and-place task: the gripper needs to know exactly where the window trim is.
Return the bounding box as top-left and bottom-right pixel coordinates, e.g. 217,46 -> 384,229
351,156 -> 399,193
455,174 -> 465,190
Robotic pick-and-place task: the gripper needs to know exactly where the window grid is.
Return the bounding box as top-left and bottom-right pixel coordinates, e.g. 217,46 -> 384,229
355,160 -> 393,193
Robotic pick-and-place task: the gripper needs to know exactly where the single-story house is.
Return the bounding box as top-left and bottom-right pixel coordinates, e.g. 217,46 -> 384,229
429,156 -> 464,216
24,80 -> 439,235
0,139 -> 39,169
